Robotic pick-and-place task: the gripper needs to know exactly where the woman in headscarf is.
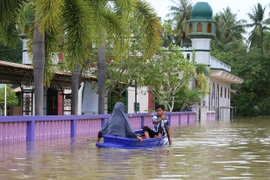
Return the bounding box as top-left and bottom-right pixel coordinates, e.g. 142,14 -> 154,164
96,102 -> 142,142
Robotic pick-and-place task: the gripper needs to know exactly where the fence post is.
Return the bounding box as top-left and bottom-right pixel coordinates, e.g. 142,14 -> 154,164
70,118 -> 77,138
26,120 -> 35,142
187,113 -> 190,124
178,114 -> 181,125
101,118 -> 106,128
141,116 -> 145,129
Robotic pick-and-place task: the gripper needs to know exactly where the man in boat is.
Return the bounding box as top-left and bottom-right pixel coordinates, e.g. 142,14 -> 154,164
142,105 -> 172,145
96,102 -> 142,143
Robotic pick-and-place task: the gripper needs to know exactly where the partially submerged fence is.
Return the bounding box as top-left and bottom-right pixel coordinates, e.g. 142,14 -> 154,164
0,112 -> 196,143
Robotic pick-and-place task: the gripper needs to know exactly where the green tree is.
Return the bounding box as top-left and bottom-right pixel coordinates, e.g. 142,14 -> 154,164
161,20 -> 176,47
247,3 -> 270,53
212,7 -> 246,52
167,0 -> 193,46
1,0 -> 100,115
146,45 -> 195,112
172,86 -> 201,111
0,85 -> 18,114
96,0 -> 161,114
0,0 -> 65,115
0,42 -> 22,63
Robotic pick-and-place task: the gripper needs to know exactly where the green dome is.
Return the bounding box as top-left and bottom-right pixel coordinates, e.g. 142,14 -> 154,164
191,2 -> 213,20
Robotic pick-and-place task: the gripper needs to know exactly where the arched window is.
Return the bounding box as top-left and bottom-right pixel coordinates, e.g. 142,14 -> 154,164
212,82 -> 215,109
207,23 -> 211,33
220,86 -> 223,98
187,53 -> 190,60
189,23 -> 193,33
197,23 -> 202,32
216,83 -> 219,108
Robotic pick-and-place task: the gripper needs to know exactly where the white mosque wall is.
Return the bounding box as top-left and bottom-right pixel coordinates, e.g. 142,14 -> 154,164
127,87 -> 149,113
210,56 -> 231,72
80,81 -> 99,115
191,38 -> 211,50
209,80 -> 231,120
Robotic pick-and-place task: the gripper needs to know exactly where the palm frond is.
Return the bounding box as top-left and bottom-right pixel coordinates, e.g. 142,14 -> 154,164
35,0 -> 64,33
63,0 -> 95,70
100,10 -> 130,58
0,0 -> 24,47
134,0 -> 162,58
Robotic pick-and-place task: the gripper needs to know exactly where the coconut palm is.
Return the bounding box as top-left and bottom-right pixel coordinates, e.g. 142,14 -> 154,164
96,0 -> 161,114
166,0 -> 193,46
0,0 -> 96,115
247,3 -> 270,53
0,0 -> 65,115
213,7 -> 246,51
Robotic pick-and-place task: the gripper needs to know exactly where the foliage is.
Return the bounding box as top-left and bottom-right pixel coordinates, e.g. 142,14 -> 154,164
212,7 -> 246,52
161,20 -> 177,47
247,3 -> 270,52
0,42 -> 22,63
213,47 -> 270,116
145,45 -> 195,112
166,0 -> 193,46
0,85 -> 18,111
107,84 -> 126,113
172,86 -> 201,111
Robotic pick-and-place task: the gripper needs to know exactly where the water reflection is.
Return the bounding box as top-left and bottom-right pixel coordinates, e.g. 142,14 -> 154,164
1,117 -> 270,179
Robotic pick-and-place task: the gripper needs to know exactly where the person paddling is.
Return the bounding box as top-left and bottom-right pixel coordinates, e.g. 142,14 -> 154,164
96,102 -> 142,142
142,105 -> 172,145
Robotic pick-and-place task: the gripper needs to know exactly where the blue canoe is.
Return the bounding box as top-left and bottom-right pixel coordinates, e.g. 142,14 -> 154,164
96,130 -> 168,149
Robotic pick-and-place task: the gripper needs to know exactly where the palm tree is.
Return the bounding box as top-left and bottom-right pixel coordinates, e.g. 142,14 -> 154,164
86,0 -> 133,114
0,0 -> 64,115
96,0 -> 161,114
213,7 -> 246,51
247,3 -> 270,53
0,0 -> 95,115
166,0 -> 193,46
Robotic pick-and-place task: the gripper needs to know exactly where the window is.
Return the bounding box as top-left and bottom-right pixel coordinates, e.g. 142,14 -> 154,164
220,86 -> 223,98
225,87 -> 227,98
187,53 -> 190,60
207,23 -> 211,33
189,23 -> 193,33
197,23 -> 202,32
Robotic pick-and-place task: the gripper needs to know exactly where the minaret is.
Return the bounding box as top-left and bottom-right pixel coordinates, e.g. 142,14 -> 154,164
186,2 -> 216,65
19,25 -> 31,65
187,2 -> 216,121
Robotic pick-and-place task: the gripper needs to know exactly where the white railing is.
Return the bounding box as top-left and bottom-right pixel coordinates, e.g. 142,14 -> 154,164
210,56 -> 231,72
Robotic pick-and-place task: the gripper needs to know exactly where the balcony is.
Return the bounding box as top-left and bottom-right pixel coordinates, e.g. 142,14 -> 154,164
210,56 -> 231,72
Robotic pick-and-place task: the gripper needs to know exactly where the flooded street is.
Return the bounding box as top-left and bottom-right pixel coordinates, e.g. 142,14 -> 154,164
1,117 -> 270,179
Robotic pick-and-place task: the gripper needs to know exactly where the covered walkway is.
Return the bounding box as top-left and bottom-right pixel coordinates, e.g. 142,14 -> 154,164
0,60 -> 97,115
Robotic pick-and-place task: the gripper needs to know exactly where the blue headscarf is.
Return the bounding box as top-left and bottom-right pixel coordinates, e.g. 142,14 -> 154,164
100,102 -> 137,138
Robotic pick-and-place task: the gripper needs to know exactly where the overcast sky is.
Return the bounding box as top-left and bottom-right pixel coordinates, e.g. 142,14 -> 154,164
146,0 -> 270,21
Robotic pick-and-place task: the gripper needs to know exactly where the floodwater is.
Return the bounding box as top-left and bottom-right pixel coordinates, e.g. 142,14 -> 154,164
1,117 -> 270,179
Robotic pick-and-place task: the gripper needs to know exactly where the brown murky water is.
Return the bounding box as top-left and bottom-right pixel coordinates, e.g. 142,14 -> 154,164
1,117 -> 270,179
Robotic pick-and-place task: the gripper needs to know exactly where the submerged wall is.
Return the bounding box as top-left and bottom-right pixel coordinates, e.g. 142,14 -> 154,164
0,112 -> 196,144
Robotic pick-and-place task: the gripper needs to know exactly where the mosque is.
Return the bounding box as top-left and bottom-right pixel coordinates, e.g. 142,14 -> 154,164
0,2 -> 242,121
127,2 -> 243,121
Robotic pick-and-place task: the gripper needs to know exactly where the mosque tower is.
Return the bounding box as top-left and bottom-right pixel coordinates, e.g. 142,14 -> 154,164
186,2 -> 216,65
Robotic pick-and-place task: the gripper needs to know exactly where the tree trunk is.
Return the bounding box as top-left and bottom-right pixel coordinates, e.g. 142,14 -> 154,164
33,13 -> 45,115
98,42 -> 106,114
71,64 -> 80,115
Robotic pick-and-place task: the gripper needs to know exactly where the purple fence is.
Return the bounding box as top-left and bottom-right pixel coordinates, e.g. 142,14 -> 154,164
0,112 -> 196,144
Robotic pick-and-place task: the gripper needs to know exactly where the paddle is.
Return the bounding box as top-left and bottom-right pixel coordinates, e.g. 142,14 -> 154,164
164,124 -> 171,145
161,115 -> 171,145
